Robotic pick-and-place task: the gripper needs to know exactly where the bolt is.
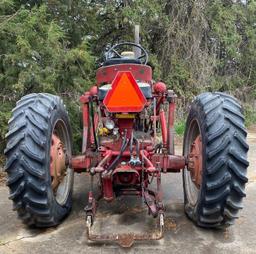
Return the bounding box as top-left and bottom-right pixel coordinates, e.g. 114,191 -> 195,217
129,160 -> 135,167
90,167 -> 96,175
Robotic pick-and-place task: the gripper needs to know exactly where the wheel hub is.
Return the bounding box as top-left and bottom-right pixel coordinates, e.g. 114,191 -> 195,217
50,133 -> 67,192
188,135 -> 202,188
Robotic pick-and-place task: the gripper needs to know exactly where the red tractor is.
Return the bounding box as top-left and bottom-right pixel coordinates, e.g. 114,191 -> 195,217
4,43 -> 249,247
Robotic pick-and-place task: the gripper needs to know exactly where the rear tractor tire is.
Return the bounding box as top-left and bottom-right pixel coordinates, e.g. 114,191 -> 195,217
4,93 -> 74,227
183,92 -> 249,228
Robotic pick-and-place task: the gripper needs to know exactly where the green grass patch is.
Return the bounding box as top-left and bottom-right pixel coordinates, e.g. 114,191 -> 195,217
175,119 -> 186,136
244,105 -> 256,127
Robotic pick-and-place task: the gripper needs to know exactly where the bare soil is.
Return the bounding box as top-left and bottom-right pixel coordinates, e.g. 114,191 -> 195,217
0,172 -> 6,186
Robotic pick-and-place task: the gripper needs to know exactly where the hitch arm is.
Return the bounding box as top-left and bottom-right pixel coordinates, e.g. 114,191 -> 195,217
86,213 -> 164,248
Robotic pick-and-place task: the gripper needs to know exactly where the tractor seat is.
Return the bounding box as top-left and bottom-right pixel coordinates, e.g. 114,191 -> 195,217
98,82 -> 152,101
103,58 -> 142,66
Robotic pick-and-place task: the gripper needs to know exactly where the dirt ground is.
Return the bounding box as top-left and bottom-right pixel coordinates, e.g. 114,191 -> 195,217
0,128 -> 255,254
0,172 -> 6,186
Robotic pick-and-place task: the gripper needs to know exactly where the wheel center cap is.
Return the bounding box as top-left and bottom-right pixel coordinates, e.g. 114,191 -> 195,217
188,135 -> 203,188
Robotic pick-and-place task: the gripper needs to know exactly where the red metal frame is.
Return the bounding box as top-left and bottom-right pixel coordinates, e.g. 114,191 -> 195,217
90,112 -> 99,145
168,93 -> 176,155
80,92 -> 90,154
160,109 -> 167,148
70,61 -> 187,247
96,64 -> 152,85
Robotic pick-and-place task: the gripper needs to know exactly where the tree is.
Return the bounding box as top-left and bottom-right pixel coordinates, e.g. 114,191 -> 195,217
0,0 -> 256,157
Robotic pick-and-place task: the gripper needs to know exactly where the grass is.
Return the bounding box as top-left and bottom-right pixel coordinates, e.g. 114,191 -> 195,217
175,119 -> 186,136
244,105 -> 256,128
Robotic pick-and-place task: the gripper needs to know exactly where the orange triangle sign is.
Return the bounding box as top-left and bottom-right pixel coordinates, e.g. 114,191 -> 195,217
103,72 -> 147,113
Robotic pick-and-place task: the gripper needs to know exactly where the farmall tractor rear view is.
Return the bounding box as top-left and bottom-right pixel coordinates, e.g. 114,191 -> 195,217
4,42 -> 249,247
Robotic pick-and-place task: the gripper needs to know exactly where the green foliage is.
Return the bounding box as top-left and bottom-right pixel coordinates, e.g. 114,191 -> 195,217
175,120 -> 186,136
0,102 -> 13,153
244,104 -> 256,128
0,0 -> 256,158
0,3 -> 94,154
63,98 -> 83,153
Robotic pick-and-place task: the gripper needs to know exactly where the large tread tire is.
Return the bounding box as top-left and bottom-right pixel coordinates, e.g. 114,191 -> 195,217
4,93 -> 74,227
183,92 -> 249,228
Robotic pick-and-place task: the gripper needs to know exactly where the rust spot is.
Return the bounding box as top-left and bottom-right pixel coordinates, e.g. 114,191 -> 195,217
165,217 -> 177,230
118,233 -> 135,248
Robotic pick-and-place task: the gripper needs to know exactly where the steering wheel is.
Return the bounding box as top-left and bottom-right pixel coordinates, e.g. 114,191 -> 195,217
106,42 -> 149,65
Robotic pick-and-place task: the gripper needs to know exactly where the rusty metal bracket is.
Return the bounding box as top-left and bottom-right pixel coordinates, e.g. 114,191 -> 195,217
86,213 -> 164,248
143,189 -> 158,217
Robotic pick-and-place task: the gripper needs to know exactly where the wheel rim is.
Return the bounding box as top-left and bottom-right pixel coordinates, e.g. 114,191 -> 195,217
184,119 -> 203,206
50,120 -> 73,206
188,135 -> 203,188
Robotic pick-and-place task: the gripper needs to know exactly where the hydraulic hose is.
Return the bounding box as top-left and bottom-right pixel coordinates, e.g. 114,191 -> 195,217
107,130 -> 129,172
130,131 -> 134,155
134,137 -> 140,159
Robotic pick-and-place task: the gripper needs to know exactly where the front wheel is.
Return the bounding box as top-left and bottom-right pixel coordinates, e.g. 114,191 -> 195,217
4,93 -> 74,227
183,92 -> 249,228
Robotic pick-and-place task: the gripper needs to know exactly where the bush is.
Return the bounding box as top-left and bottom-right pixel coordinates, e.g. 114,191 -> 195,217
244,104 -> 256,128
175,119 -> 186,136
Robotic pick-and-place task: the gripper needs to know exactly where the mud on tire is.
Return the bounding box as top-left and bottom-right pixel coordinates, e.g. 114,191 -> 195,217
4,93 -> 73,227
183,92 -> 249,228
